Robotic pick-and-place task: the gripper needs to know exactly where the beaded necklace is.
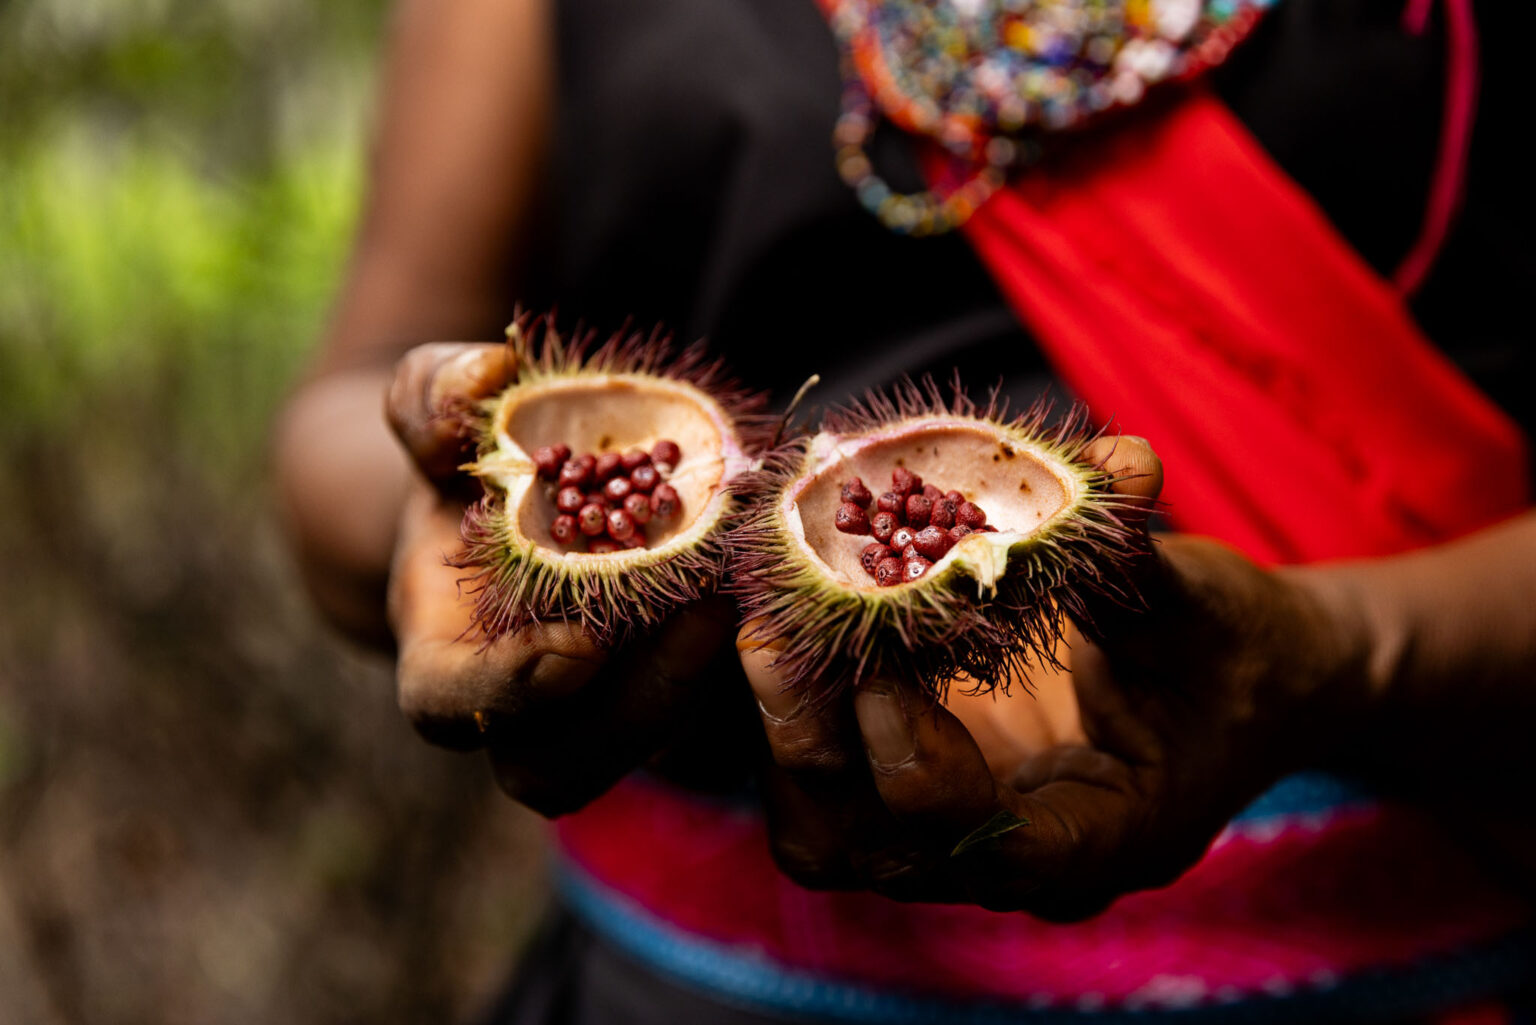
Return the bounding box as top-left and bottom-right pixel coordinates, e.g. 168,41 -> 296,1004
825,0 -> 1277,235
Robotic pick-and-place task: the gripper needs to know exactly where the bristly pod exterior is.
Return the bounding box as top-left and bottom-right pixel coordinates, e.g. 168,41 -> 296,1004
729,377 -> 1153,698
452,313 -> 771,646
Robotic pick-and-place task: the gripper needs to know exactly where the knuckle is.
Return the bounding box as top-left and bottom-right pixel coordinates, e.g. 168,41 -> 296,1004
395,649 -> 485,748
770,732 -> 857,777
768,840 -> 849,891
973,885 -> 1028,914
850,845 -> 927,889
395,654 -> 449,723
489,757 -> 592,820
386,347 -> 439,423
1024,889 -> 1118,924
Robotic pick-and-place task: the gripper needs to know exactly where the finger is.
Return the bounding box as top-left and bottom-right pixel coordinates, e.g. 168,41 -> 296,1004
739,625 -> 862,778
969,748 -> 1146,918
850,680 -> 1035,901
386,341 -> 514,484
853,680 -> 1000,836
853,679 -> 1148,915
740,625 -> 883,889
389,484 -> 604,748
486,599 -> 739,816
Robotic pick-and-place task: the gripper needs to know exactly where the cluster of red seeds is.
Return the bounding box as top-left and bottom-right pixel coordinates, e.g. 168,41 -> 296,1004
533,440 -> 683,554
834,466 -> 996,586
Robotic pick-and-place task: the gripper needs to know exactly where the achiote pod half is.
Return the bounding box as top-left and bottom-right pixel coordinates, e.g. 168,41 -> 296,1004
453,315 -> 770,645
729,379 -> 1153,696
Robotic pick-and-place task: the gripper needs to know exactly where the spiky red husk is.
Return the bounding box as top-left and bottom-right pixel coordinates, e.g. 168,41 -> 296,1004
450,314 -> 771,646
729,376 -> 1154,697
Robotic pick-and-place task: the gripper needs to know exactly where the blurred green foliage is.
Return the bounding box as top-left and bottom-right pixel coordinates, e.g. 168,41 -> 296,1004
0,3 -> 547,1023
0,0 -> 381,478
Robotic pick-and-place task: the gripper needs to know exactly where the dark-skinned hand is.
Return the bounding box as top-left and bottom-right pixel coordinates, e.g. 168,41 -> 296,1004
385,342 -> 749,817
740,437 -> 1369,921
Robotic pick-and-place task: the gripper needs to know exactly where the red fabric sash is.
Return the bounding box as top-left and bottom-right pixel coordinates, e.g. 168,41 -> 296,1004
950,89 -> 1529,563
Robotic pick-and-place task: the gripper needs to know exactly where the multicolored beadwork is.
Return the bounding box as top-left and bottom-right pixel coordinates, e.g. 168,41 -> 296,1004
825,0 -> 1278,235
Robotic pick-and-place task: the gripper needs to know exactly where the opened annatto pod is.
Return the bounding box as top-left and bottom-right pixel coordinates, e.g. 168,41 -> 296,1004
452,315 -> 771,646
729,379 -> 1151,697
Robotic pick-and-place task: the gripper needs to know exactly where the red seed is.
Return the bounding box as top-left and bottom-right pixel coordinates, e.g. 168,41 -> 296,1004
874,557 -> 904,587
550,514 -> 579,545
860,542 -> 890,576
652,440 -> 682,468
841,477 -> 873,508
870,511 -> 897,544
555,486 -> 585,514
622,534 -> 647,549
905,494 -> 932,529
901,543 -> 919,561
922,483 -> 943,502
890,526 -> 916,551
624,492 -> 652,523
607,508 -> 636,541
945,490 -> 964,505
876,491 -> 904,516
930,498 -> 958,530
651,484 -> 681,522
891,466 -> 919,497
578,452 -> 597,472
835,502 -> 871,535
533,445 -> 566,479
903,557 -> 932,582
977,524 -> 998,533
913,526 -> 953,560
630,464 -> 660,492
621,449 -> 651,471
604,476 -> 634,502
584,491 -> 610,509
957,501 -> 987,529
578,503 -> 607,536
949,524 -> 974,542
595,452 -> 623,481
558,460 -> 591,489
588,538 -> 621,554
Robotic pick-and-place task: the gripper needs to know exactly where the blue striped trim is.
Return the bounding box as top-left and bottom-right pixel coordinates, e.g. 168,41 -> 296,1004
650,771 -> 1377,827
1229,772 -> 1375,824
559,861 -> 1535,1023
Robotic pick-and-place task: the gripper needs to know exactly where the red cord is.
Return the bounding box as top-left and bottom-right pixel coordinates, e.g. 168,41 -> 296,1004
1394,0 -> 1480,296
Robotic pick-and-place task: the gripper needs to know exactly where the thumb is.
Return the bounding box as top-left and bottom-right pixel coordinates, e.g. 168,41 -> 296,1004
386,341 -> 516,485
1081,433 -> 1163,529
1069,433 -> 1168,643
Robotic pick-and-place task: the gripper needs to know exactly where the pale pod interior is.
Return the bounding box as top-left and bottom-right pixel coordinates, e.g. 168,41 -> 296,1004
495,375 -> 732,554
791,421 -> 1075,588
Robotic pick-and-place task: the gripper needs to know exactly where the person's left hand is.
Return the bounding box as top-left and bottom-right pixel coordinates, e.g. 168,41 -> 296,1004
740,437 -> 1370,921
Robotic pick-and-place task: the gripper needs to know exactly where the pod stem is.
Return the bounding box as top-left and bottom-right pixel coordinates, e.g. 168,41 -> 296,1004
770,374 -> 821,450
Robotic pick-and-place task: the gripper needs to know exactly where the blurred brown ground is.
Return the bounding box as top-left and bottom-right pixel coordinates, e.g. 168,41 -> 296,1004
0,1 -> 551,1021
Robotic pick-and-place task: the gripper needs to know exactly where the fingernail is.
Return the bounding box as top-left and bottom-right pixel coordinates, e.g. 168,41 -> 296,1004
735,616 -> 788,654
739,620 -> 800,721
856,684 -> 915,768
528,652 -> 601,696
745,658 -> 803,721
755,682 -> 804,722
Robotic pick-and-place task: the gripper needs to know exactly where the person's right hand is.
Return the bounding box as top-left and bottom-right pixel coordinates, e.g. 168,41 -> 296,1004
384,342 -> 744,816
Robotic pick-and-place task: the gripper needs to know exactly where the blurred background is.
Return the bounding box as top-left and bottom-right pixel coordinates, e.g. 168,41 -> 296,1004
0,1 -> 549,1022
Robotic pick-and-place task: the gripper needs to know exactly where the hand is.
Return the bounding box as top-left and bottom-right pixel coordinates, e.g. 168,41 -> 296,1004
386,342 -> 747,816
741,437 -> 1368,920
